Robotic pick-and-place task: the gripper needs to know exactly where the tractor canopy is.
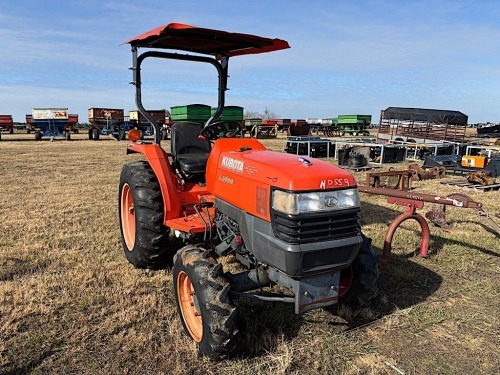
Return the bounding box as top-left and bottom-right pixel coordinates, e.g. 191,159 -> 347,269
124,22 -> 290,57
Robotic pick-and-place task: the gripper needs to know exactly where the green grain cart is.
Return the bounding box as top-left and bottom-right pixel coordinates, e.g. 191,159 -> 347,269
333,114 -> 372,136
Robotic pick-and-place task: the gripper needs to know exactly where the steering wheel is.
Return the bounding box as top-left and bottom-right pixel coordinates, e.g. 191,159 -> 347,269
200,120 -> 243,141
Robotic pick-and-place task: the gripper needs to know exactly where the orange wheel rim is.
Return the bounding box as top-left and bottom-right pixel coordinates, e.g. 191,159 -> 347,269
177,270 -> 203,342
120,183 -> 136,251
339,266 -> 353,298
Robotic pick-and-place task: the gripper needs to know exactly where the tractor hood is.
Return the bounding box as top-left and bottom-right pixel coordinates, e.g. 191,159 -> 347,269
206,138 -> 357,221
228,150 -> 356,191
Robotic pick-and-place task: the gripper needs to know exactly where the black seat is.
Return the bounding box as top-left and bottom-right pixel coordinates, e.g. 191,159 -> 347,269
171,122 -> 210,176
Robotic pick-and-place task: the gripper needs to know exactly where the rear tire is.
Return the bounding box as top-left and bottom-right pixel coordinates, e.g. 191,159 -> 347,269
35,131 -> 42,141
173,246 -> 239,359
92,128 -> 100,141
118,161 -> 171,269
343,233 -> 380,306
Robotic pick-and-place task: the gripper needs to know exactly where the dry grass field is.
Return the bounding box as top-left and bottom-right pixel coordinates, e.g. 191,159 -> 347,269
1,131 -> 499,374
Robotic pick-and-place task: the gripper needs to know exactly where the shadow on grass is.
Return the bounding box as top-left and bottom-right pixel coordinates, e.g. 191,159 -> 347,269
1,349 -> 60,375
228,248 -> 443,359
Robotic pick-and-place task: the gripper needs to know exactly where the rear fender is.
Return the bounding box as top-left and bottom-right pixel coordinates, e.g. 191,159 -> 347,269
126,142 -> 181,220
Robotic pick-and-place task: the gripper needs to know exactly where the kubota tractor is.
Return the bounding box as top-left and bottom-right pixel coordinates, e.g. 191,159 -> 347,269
119,23 -> 380,359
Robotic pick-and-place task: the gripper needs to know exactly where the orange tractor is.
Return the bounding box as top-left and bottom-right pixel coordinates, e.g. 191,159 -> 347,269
119,23 -> 379,359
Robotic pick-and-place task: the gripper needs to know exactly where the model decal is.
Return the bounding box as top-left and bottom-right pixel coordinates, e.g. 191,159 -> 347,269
244,165 -> 258,174
219,175 -> 234,184
221,156 -> 244,173
320,178 -> 350,190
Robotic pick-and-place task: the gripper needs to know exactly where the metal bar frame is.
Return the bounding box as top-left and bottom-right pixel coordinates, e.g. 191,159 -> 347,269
131,47 -> 229,144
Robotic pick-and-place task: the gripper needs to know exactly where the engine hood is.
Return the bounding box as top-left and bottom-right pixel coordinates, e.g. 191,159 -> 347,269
212,148 -> 357,191
205,139 -> 357,221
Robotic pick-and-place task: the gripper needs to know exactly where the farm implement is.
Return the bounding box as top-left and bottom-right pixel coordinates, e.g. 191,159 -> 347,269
0,115 -> 14,140
118,23 -> 379,359
27,108 -> 77,141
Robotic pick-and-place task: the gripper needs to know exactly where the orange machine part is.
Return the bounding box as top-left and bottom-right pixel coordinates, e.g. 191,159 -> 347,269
127,142 -> 214,233
206,138 -> 357,222
126,142 -> 182,220
461,155 -> 486,168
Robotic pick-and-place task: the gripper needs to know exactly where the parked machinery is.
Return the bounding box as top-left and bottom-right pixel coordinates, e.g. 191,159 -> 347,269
88,108 -> 125,140
29,108 -> 73,141
0,115 -> 14,140
129,109 -> 167,139
333,114 -> 372,137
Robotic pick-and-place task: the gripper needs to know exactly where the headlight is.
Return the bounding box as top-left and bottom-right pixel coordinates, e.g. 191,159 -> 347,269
272,188 -> 359,215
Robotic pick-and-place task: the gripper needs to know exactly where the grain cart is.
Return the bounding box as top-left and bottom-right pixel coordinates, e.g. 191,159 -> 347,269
0,115 -> 14,134
68,114 -> 79,134
88,108 -> 125,140
211,106 -> 244,136
129,109 -> 167,139
119,23 -> 379,359
0,115 -> 14,140
30,108 -> 73,140
334,115 -> 372,137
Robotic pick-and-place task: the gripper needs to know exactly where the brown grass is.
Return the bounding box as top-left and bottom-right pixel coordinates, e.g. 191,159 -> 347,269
0,131 -> 499,374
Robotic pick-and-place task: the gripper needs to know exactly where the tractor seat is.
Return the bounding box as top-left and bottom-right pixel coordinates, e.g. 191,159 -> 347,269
171,122 -> 211,176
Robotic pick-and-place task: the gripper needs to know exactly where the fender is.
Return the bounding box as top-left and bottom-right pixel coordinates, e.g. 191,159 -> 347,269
127,142 -> 182,220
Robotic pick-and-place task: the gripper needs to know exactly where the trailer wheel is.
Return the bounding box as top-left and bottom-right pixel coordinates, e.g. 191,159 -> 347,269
35,131 -> 42,141
342,233 -> 380,306
92,128 -> 100,141
64,131 -> 71,141
173,246 -> 238,359
118,161 -> 171,269
9,127 -> 13,134
119,129 -> 126,140
161,129 -> 169,140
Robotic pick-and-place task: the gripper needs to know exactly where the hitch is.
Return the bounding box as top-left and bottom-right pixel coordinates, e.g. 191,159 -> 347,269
358,186 -> 500,265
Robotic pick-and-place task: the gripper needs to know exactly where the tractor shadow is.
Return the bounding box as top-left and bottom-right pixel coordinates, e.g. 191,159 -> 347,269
230,252 -> 443,360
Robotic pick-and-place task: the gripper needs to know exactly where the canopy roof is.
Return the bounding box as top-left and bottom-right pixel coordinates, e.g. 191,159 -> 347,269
125,22 -> 290,57
382,107 -> 468,125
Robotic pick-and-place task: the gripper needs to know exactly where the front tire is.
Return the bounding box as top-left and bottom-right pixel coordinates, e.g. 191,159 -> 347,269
118,161 -> 171,268
343,233 -> 380,306
173,246 -> 239,359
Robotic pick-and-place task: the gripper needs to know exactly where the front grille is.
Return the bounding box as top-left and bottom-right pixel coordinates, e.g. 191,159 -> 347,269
272,208 -> 360,244
302,246 -> 353,270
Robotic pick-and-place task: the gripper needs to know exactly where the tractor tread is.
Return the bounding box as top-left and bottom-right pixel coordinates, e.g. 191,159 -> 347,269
119,161 -> 172,269
173,246 -> 238,359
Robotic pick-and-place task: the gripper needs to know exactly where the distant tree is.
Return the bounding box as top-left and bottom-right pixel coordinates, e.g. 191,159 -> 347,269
263,107 -> 278,120
244,110 -> 261,119
244,107 -> 279,119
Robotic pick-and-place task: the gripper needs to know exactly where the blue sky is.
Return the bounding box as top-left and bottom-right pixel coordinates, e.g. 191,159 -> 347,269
1,0 -> 500,123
